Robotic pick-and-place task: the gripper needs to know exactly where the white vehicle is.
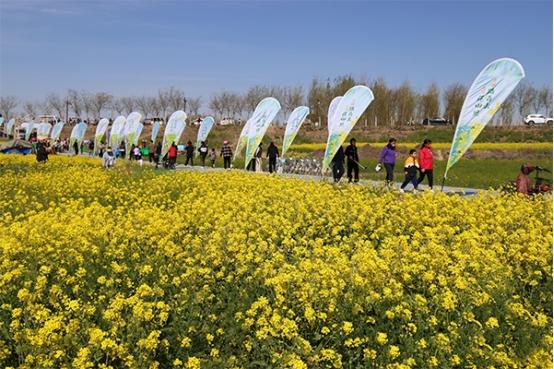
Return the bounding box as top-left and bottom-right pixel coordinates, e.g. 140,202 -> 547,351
217,117 -> 235,125
38,115 -> 60,124
523,114 -> 553,125
143,117 -> 164,125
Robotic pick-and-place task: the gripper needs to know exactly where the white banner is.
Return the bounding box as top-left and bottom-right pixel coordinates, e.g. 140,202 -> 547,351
245,98 -> 281,168
322,86 -> 374,172
233,118 -> 253,161
282,106 -> 310,157
161,111 -> 187,157
124,112 -> 142,153
94,118 -> 110,154
196,117 -> 215,158
445,58 -> 525,177
327,96 -> 342,134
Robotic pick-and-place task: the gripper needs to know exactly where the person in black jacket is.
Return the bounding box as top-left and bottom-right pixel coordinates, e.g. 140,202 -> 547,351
154,142 -> 162,168
185,141 -> 194,166
331,145 -> 345,182
344,138 -> 359,183
36,140 -> 49,162
266,141 -> 279,173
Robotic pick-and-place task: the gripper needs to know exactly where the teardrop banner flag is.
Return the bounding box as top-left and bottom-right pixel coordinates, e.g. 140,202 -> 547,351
109,116 -> 126,148
327,96 -> 342,134
0,117 -> 4,130
322,86 -> 374,173
282,106 -> 310,157
244,98 -> 281,169
70,122 -> 87,152
195,117 -> 215,158
93,118 -> 109,155
444,58 -> 525,179
233,118 -> 253,161
6,118 -> 15,135
50,122 -> 64,146
134,123 -> 144,146
25,123 -> 35,141
161,111 -> 187,158
151,121 -> 160,142
124,112 -> 142,153
7,119 -> 15,136
36,123 -> 52,139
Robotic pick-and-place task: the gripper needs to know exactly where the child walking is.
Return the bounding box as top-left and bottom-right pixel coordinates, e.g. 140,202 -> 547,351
399,149 -> 419,193
209,148 -> 217,168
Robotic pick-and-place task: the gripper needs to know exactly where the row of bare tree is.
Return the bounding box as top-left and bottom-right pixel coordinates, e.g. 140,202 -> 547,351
1,76 -> 551,126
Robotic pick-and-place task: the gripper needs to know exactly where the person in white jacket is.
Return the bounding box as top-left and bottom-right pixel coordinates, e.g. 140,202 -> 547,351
102,147 -> 117,168
254,143 -> 263,172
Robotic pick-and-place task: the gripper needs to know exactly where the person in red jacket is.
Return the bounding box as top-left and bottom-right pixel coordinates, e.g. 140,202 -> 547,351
417,139 -> 434,190
515,163 -> 536,195
168,142 -> 178,169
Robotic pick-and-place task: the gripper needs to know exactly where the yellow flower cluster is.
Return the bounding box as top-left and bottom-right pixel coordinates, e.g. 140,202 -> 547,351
0,155 -> 551,368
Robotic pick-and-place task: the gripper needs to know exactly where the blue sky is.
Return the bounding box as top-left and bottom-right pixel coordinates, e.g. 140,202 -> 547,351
1,0 -> 552,114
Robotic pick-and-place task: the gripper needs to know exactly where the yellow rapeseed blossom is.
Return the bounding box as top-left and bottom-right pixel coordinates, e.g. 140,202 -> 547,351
0,155 -> 550,368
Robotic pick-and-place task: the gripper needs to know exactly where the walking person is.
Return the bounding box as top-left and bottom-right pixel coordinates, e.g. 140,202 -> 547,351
209,148 -> 217,168
185,141 -> 194,166
118,141 -> 126,159
97,141 -> 106,158
148,140 -> 156,163
399,149 -> 420,193
141,143 -> 149,164
154,142 -> 162,169
254,143 -> 263,172
88,140 -> 94,156
198,141 -> 208,167
344,138 -> 359,183
378,138 -> 398,187
266,141 -> 279,173
417,139 -> 434,191
331,145 -> 345,182
220,140 -> 233,169
168,142 -> 178,169
133,145 -> 143,167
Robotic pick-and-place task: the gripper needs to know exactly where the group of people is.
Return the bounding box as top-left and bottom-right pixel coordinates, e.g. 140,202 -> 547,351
331,137 -> 435,191
244,141 -> 280,173
182,140 -> 234,169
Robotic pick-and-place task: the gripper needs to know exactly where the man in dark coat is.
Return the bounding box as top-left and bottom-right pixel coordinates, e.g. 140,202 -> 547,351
36,140 -> 49,162
331,145 -> 345,182
266,141 -> 279,173
185,141 -> 194,166
344,138 -> 359,183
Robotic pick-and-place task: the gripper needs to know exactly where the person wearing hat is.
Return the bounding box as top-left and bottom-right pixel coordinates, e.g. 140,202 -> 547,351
102,146 -> 116,168
220,140 -> 233,169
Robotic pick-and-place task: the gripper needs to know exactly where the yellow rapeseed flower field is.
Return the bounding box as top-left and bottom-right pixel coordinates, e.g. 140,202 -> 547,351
0,155 -> 551,368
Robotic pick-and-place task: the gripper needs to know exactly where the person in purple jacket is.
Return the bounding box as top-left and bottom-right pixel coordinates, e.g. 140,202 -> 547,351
378,138 -> 398,187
